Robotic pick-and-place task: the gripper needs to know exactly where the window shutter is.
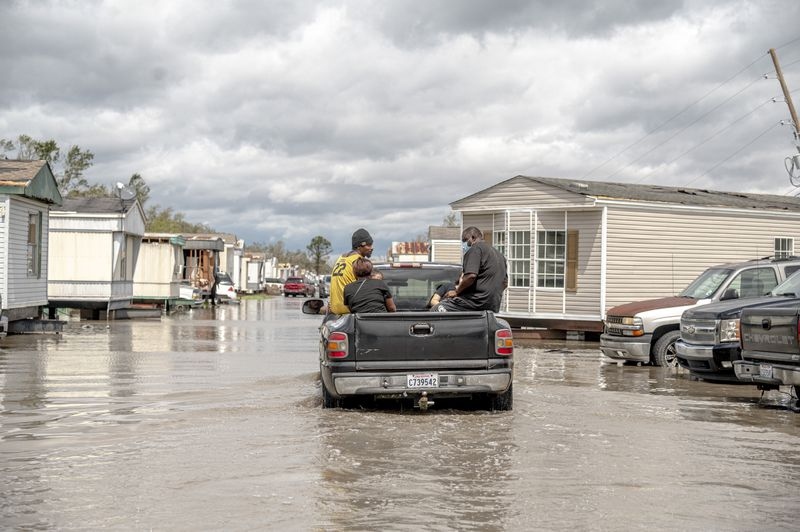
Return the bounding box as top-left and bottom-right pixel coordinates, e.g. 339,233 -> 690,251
566,230 -> 578,292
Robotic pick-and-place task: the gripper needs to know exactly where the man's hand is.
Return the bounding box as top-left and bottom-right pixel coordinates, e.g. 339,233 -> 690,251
444,289 -> 458,299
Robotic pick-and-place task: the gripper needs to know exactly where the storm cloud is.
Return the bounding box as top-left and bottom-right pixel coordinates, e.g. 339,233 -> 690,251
1,0 -> 799,255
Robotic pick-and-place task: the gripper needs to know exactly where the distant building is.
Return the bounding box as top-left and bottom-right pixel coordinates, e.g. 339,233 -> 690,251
388,241 -> 429,262
428,226 -> 461,264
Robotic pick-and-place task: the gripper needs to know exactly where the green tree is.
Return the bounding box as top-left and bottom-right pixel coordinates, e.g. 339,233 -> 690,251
128,173 -> 151,207
306,236 -> 332,275
60,145 -> 95,194
145,205 -> 213,233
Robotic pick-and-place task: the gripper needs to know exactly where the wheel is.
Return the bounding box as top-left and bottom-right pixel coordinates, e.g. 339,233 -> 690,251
322,382 -> 340,408
652,330 -> 681,367
489,384 -> 513,411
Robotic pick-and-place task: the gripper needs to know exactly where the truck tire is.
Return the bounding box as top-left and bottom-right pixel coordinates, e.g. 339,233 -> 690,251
652,330 -> 681,367
489,384 -> 513,411
321,383 -> 340,408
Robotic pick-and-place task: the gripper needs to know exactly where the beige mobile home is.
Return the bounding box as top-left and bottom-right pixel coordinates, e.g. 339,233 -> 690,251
0,160 -> 62,333
48,197 -> 146,318
133,233 -> 185,305
428,225 -> 461,264
451,175 -> 800,332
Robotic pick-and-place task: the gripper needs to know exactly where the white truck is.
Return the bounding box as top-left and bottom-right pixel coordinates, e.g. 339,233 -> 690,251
599,257 -> 800,366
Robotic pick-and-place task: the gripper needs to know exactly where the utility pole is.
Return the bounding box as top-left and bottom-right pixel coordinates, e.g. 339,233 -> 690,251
770,48 -> 800,183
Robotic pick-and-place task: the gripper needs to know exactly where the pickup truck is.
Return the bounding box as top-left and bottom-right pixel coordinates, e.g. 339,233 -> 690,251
600,257 -> 800,367
735,303 -> 800,411
303,262 -> 514,411
676,270 -> 800,382
283,276 -> 315,297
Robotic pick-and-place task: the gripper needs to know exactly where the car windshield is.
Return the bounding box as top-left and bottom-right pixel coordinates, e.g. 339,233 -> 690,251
678,268 -> 732,299
217,272 -> 233,284
378,266 -> 461,310
771,269 -> 800,296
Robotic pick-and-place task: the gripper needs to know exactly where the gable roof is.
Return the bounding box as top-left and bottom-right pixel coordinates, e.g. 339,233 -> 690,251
54,196 -> 137,214
453,175 -> 800,212
0,159 -> 63,205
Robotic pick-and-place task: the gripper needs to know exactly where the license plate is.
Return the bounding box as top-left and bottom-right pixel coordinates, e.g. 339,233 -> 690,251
759,364 -> 773,379
407,373 -> 439,388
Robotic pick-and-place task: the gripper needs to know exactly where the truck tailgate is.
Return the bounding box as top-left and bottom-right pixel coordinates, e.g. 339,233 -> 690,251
353,311 -> 490,364
741,305 -> 800,357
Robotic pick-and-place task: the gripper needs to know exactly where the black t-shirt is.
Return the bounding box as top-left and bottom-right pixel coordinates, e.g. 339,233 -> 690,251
344,278 -> 393,313
459,241 -> 507,312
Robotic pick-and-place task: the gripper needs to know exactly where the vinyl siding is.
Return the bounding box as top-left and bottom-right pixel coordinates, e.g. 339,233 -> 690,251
48,231 -> 113,281
604,204 -> 800,309
133,240 -> 180,298
4,197 -> 49,310
462,208 -> 604,320
0,196 -> 8,306
453,176 -> 594,211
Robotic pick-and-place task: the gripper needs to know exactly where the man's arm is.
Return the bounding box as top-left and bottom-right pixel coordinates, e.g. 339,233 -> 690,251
445,272 -> 476,298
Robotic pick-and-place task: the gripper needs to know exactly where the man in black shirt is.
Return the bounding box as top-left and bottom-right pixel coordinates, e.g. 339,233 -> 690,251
433,226 -> 507,312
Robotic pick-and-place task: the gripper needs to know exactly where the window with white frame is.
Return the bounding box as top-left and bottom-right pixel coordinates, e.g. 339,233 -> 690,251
27,212 -> 41,277
775,237 -> 794,259
493,231 -> 506,257
508,231 -> 530,287
537,230 -> 565,288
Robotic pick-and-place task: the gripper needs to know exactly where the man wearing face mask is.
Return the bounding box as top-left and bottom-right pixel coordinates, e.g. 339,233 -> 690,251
433,226 -> 507,312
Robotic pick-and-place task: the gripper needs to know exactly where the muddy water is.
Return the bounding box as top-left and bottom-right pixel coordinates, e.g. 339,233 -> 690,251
1,297 -> 799,531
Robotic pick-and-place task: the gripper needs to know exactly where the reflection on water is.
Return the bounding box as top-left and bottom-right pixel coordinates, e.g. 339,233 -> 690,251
0,300 -> 798,530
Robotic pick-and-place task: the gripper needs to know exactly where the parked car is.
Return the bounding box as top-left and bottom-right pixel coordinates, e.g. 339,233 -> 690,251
600,256 -> 800,367
676,270 -> 800,382
302,262 -> 513,410
214,272 -> 238,302
283,276 -> 315,297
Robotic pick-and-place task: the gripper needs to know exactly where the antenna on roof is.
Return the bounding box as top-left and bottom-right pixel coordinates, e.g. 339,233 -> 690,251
115,182 -> 136,201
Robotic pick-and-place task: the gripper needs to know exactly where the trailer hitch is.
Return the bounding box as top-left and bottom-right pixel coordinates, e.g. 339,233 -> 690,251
415,391 -> 434,411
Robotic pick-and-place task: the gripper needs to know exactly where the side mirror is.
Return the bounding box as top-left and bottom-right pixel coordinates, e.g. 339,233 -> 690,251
302,299 -> 327,315
720,288 -> 739,301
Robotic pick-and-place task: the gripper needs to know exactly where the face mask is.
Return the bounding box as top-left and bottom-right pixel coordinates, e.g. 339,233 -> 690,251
462,241 -> 470,254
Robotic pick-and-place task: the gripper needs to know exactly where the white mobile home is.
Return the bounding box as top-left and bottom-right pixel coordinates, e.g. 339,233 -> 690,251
451,175 -> 800,332
49,197 -> 146,318
0,160 -> 62,332
133,233 -> 185,304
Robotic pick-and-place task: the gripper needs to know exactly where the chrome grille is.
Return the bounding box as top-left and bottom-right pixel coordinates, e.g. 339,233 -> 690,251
680,318 -> 717,344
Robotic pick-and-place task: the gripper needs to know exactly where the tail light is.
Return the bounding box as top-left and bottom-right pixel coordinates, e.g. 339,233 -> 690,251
326,332 -> 349,358
495,328 -> 513,356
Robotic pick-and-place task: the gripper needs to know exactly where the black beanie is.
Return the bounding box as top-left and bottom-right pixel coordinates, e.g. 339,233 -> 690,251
352,228 -> 373,249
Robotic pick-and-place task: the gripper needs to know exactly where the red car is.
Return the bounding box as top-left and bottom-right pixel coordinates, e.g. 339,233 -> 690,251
283,277 -> 315,297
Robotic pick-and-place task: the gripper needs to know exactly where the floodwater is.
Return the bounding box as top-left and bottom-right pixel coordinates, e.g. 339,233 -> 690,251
1,297 -> 799,531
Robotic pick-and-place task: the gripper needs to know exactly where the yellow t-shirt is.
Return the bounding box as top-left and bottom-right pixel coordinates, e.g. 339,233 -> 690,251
329,251 -> 362,314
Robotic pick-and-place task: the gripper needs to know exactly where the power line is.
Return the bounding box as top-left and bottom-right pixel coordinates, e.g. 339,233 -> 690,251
635,98 -> 775,184
613,76 -> 765,182
579,51 -> 770,180
685,121 -> 783,187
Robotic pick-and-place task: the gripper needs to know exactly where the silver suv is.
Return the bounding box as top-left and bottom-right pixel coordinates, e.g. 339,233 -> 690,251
600,256 -> 800,367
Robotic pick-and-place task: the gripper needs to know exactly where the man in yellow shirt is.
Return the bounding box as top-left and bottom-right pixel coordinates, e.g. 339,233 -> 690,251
329,228 -> 374,314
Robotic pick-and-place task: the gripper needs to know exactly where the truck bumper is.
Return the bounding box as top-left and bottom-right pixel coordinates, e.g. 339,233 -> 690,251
675,340 -> 741,382
331,370 -> 512,397
599,334 -> 651,363
734,361 -> 800,386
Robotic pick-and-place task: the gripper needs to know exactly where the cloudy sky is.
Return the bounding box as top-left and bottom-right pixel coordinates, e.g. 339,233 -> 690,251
2,1 -> 800,257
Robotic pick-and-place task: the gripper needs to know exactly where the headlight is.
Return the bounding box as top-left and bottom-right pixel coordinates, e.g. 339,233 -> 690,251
719,319 -> 740,343
605,316 -> 644,336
